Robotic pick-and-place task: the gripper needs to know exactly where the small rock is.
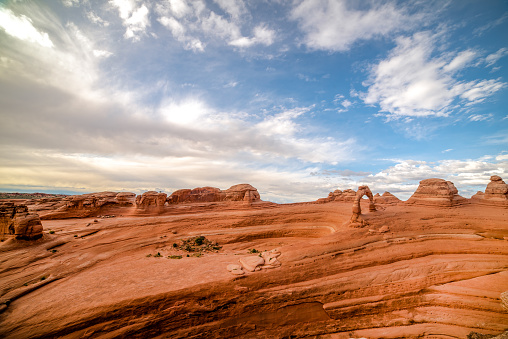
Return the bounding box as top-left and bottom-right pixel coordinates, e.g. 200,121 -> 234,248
378,226 -> 390,233
226,264 -> 244,275
239,256 -> 265,272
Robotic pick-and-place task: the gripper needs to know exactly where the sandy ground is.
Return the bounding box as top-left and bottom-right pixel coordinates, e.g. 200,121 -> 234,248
0,200 -> 507,338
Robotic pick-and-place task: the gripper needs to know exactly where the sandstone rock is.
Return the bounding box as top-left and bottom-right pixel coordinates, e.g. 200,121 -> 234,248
115,192 -> 136,205
471,191 -> 485,201
406,178 -> 467,207
484,176 -> 508,201
167,187 -> 223,204
378,225 -> 390,233
239,256 -> 265,272
226,264 -> 244,275
501,291 -> 508,311
348,186 -> 376,227
0,203 -> 43,240
375,192 -> 401,205
136,191 -> 167,208
224,184 -> 261,203
167,184 -> 261,205
30,191 -> 136,219
261,249 -> 282,268
320,189 -> 357,203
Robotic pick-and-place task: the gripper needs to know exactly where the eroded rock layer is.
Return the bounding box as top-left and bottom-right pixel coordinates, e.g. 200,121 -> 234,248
167,184 -> 261,205
472,176 -> 508,207
406,178 -> 467,206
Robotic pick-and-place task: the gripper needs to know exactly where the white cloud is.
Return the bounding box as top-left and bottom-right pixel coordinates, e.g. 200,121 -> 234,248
93,49 -> 113,58
109,0 -> 150,41
290,0 -> 416,52
62,0 -> 80,7
468,113 -> 493,122
363,31 -> 506,118
156,1 -> 274,51
213,0 -> 246,20
485,48 -> 508,67
443,50 -> 477,73
86,11 -> 110,27
0,7 -> 53,47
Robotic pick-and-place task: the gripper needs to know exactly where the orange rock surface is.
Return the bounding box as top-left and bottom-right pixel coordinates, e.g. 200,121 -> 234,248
0,180 -> 507,338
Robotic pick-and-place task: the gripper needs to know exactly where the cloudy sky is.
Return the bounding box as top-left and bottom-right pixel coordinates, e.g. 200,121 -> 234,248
0,0 -> 507,203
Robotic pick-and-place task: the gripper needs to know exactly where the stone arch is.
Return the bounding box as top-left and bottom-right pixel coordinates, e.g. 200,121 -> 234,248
349,185 -> 376,227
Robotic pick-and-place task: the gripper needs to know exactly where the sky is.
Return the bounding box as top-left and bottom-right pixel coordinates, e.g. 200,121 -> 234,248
0,0 -> 507,203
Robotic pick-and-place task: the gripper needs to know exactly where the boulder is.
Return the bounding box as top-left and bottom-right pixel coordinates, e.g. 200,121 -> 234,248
406,178 -> 467,207
0,203 -> 43,240
239,256 -> 265,272
226,264 -> 244,275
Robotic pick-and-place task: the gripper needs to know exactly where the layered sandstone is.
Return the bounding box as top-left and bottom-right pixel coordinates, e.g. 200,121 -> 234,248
29,192 -> 137,219
472,176 -> 508,207
0,202 -> 43,240
406,178 -> 467,206
136,191 -> 167,208
167,184 -> 261,205
318,189 -> 357,203
374,191 -> 401,205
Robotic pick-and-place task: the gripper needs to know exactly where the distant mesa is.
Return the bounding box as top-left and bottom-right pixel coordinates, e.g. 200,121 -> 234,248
0,202 -> 43,240
406,178 -> 467,207
471,175 -> 508,206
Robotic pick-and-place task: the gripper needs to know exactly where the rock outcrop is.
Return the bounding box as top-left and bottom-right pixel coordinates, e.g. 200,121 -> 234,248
0,202 -> 43,240
317,189 -> 357,203
348,185 -> 376,228
485,176 -> 508,200
136,191 -> 167,208
472,176 -> 508,207
28,192 -> 137,219
167,184 -> 261,205
406,178 -> 467,207
374,192 -> 401,205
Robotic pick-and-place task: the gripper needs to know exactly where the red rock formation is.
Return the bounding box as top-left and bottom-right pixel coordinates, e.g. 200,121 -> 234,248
471,176 -> 508,207
0,202 -> 43,240
406,178 -> 467,206
374,191 -> 401,205
348,185 -> 376,227
318,189 -> 357,203
167,184 -> 261,205
136,191 -> 167,208
28,192 -> 137,219
485,175 -> 508,200
115,192 -> 136,205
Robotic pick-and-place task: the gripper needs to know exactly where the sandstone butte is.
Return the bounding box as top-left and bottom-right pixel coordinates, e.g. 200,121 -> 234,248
0,178 -> 507,339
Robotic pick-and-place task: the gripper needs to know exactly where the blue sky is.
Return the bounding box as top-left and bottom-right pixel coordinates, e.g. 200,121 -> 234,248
0,0 -> 507,203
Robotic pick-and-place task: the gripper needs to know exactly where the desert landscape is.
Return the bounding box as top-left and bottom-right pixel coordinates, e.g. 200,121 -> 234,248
1,177 -> 507,339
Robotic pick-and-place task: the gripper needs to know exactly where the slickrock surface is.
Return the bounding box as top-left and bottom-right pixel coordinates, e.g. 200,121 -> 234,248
406,178 -> 468,206
0,197 -> 507,338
